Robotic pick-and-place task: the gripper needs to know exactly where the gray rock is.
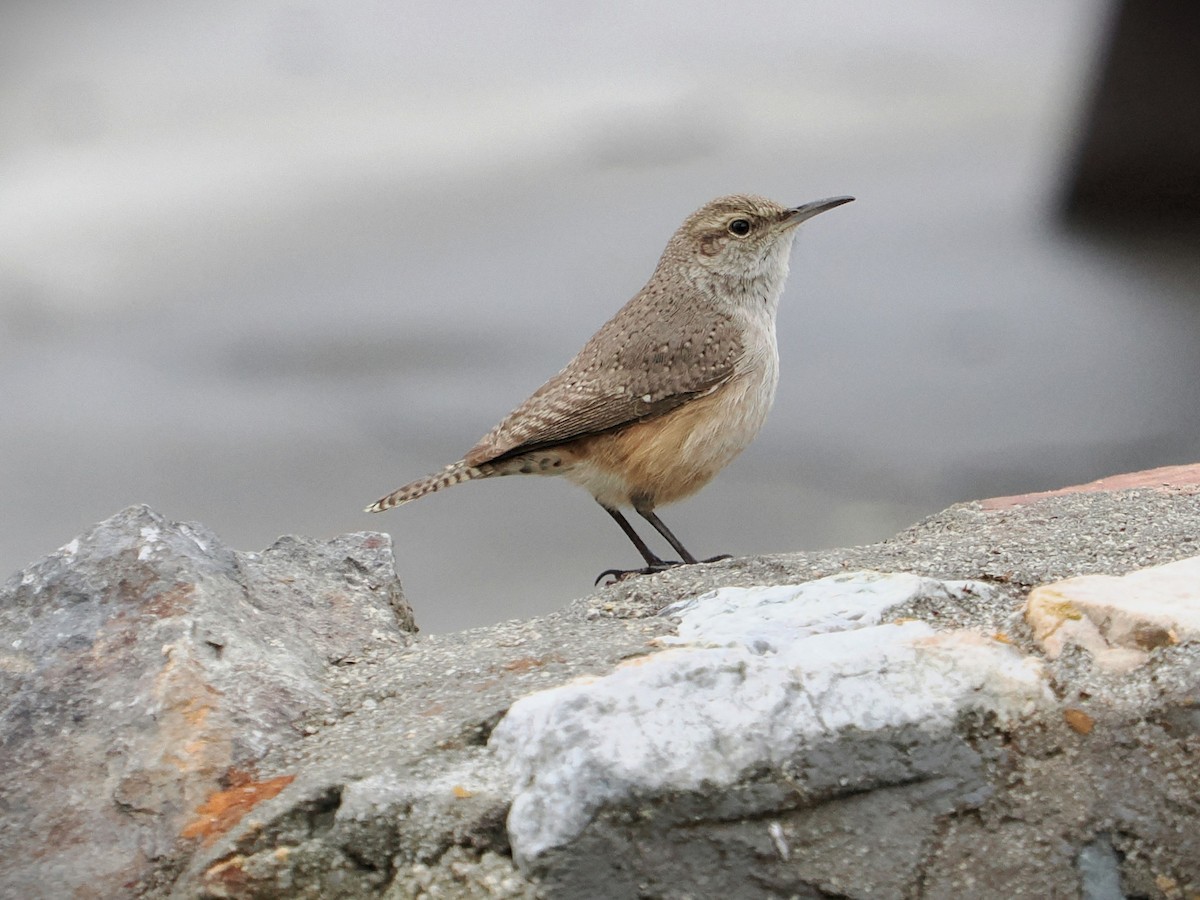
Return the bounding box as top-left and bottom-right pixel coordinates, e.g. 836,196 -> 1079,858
2,483 -> 1200,899
492,576 -> 1049,869
0,505 -> 414,898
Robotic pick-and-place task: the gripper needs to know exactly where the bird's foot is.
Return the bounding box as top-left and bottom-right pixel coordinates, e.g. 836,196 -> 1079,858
594,561 -> 682,586
593,554 -> 732,586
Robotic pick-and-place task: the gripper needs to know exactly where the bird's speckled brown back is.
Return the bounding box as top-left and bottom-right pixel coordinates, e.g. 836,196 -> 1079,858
465,297 -> 742,466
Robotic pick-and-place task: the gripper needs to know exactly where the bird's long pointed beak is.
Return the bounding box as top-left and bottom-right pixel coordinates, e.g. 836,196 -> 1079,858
785,196 -> 855,226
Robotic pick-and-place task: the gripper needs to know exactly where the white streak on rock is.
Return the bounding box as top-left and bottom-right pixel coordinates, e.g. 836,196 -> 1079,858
768,821 -> 789,860
659,571 -> 990,651
137,526 -> 163,560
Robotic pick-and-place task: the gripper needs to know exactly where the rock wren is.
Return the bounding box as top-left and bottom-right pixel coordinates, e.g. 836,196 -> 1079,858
367,193 -> 853,581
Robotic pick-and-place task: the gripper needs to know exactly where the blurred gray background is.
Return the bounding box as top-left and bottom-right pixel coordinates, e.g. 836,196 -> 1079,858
3,1 -> 1198,632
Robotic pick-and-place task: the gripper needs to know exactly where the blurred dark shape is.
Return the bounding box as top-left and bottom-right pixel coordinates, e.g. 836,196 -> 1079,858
1064,1 -> 1200,228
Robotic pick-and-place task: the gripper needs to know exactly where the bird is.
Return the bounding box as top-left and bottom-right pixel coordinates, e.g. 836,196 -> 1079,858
367,193 -> 853,582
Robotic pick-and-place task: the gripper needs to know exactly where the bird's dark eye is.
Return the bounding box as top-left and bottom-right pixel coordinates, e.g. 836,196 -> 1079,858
728,218 -> 751,236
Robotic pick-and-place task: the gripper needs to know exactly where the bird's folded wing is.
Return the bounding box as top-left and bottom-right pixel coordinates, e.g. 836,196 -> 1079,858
465,310 -> 742,465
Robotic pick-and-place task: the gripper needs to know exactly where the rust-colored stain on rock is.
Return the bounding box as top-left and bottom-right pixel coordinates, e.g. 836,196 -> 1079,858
202,854 -> 249,893
181,773 -> 295,845
143,582 -> 196,618
1063,708 -> 1095,735
501,654 -> 564,673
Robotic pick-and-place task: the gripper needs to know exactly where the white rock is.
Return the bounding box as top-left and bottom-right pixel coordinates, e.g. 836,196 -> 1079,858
1026,554 -> 1200,671
491,572 -> 1049,864
658,571 -> 990,651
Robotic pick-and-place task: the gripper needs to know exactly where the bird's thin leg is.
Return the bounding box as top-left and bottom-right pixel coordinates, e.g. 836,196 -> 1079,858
602,506 -> 669,567
594,505 -> 683,585
635,509 -> 699,564
638,509 -> 731,566
594,505 -> 730,585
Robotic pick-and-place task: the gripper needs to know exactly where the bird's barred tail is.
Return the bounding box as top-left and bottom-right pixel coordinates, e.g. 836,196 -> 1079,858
365,460 -> 492,513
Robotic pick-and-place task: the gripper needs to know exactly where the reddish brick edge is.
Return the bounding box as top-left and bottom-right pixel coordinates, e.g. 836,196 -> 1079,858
981,463 -> 1200,510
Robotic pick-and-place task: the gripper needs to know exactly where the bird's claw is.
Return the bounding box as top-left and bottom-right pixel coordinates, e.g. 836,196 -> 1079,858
593,554 -> 732,586
594,561 -> 682,586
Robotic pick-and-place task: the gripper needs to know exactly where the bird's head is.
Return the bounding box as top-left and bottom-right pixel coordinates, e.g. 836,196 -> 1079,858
667,193 -> 853,289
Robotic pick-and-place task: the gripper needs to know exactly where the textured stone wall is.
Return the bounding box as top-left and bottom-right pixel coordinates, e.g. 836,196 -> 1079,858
2,467 -> 1198,898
